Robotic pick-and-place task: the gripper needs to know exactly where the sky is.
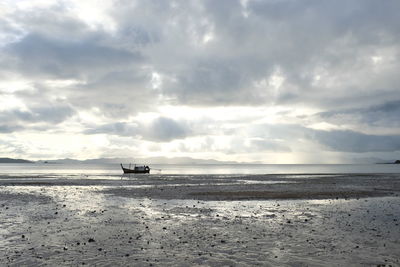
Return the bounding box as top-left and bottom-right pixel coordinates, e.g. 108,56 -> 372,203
0,0 -> 400,163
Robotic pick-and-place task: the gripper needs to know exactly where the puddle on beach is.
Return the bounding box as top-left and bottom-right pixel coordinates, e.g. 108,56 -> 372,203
0,184 -> 399,266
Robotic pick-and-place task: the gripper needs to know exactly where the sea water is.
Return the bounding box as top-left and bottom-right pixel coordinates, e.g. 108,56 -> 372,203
0,163 -> 400,177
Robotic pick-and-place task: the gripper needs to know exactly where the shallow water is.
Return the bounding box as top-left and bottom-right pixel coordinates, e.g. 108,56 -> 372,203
1,163 -> 400,176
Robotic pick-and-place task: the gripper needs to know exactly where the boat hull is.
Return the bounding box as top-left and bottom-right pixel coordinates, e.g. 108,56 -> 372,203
122,167 -> 150,174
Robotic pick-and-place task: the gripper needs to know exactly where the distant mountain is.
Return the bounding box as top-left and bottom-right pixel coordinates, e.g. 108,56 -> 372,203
378,160 -> 400,164
135,156 -> 241,165
40,158 -> 85,164
40,158 -> 133,164
0,157 -> 34,163
39,156 -> 252,165
351,158 -> 400,164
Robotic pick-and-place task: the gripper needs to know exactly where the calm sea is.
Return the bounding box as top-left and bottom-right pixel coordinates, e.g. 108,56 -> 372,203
0,163 -> 400,176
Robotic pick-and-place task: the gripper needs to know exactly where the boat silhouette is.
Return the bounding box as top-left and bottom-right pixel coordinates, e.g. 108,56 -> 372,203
120,163 -> 150,174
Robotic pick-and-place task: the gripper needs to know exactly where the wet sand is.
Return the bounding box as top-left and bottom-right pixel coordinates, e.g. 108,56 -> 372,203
0,173 -> 399,266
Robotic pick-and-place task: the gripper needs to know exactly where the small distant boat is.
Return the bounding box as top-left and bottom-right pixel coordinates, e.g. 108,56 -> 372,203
120,163 -> 150,174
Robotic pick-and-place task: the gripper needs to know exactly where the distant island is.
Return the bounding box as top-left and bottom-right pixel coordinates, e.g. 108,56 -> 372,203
0,157 -> 34,163
378,160 -> 400,164
37,156 -> 256,165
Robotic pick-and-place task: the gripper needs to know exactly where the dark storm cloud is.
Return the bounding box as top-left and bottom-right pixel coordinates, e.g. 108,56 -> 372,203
0,124 -> 22,133
253,123 -> 400,153
85,122 -> 139,137
16,107 -> 70,123
6,34 -> 142,79
312,129 -> 400,153
318,100 -> 400,128
0,104 -> 74,133
67,69 -> 155,118
85,117 -> 191,142
169,60 -> 250,105
144,117 -> 190,142
0,82 -> 79,126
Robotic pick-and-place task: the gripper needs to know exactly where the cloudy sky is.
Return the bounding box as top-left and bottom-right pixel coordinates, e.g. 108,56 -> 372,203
1,0 -> 400,163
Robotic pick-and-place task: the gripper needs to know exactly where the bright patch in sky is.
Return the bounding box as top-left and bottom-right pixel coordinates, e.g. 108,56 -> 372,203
65,0 -> 116,32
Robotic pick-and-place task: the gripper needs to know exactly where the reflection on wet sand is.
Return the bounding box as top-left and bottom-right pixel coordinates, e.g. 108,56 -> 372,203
0,174 -> 399,266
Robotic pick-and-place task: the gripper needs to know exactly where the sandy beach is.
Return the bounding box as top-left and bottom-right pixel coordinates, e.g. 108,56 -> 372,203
1,173 -> 399,266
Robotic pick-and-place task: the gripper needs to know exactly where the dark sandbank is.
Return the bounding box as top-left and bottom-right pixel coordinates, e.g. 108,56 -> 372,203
102,173 -> 400,200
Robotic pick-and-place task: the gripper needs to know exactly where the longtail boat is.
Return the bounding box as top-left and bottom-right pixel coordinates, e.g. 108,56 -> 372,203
120,163 -> 150,174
